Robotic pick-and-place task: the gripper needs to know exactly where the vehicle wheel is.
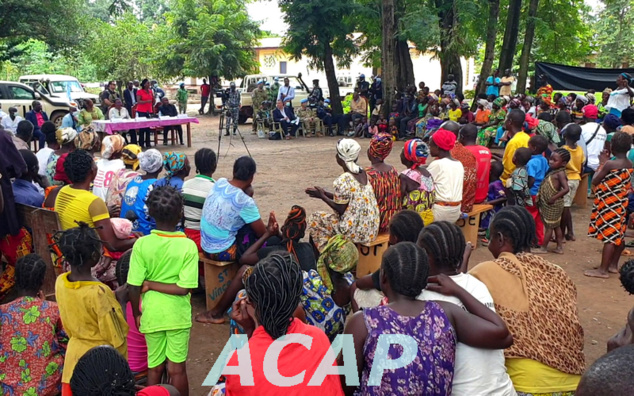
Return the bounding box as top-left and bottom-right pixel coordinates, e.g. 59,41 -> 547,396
238,114 -> 248,124
51,111 -> 67,128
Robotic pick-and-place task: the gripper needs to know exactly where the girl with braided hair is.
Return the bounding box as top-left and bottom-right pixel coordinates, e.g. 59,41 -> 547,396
0,254 -> 67,396
470,206 -> 585,395
417,222 -> 515,395
536,148 -> 570,254
53,222 -> 129,395
343,242 -> 512,395
224,252 -> 344,395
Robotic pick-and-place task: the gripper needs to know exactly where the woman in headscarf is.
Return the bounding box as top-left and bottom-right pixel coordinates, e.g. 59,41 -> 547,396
606,73 -> 634,116
572,95 -> 588,122
477,97 -> 507,147
366,133 -> 401,233
470,206 -> 585,395
77,98 -> 104,129
154,151 -> 190,190
105,144 -> 142,213
306,139 -> 380,251
73,127 -> 101,154
400,139 -> 435,225
475,99 -> 492,126
47,127 -> 77,185
93,135 -> 126,201
598,88 -> 612,119
120,149 -> 164,235
428,129 -> 464,222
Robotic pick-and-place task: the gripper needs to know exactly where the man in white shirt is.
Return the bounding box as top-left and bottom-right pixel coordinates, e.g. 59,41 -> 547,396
277,77 -> 295,107
1,107 -> 23,135
580,105 -> 607,172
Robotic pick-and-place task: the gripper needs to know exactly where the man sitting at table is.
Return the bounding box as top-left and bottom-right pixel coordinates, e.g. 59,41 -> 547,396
158,96 -> 183,145
109,99 -> 132,143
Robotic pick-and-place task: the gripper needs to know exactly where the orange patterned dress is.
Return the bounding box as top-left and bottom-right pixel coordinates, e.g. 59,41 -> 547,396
588,168 -> 634,245
366,166 -> 401,233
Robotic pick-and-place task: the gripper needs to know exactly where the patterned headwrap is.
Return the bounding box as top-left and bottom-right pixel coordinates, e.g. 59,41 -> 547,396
74,127 -> 100,151
281,205 -> 307,262
493,97 -> 506,107
316,234 -> 358,293
101,135 -> 125,159
585,93 -> 596,104
55,127 -> 77,145
541,93 -> 554,107
431,128 -> 456,151
368,133 -> 393,161
403,139 -> 429,169
336,139 -> 361,174
138,149 -> 163,173
121,144 -> 142,170
163,151 -> 187,178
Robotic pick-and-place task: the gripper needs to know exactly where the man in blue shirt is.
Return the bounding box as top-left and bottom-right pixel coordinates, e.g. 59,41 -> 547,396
485,69 -> 501,98
61,106 -> 81,131
12,149 -> 46,207
526,135 -> 550,249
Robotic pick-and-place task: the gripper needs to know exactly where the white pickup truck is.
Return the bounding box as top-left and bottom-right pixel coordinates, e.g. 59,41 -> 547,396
238,74 -> 324,123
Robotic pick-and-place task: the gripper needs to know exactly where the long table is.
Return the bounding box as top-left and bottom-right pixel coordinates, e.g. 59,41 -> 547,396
91,116 -> 200,147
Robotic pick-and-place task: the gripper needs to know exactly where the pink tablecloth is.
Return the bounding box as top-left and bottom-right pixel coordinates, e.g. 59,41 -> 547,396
91,117 -> 199,134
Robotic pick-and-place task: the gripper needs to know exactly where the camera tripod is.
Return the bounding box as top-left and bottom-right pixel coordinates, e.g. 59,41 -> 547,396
217,107 -> 252,160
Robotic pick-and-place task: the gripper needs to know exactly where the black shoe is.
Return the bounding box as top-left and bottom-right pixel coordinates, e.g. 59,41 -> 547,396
224,132 -> 230,136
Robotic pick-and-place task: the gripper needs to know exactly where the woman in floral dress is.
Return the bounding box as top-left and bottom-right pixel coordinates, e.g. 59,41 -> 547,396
306,139 -> 380,251
400,139 -> 435,225
477,97 -> 507,147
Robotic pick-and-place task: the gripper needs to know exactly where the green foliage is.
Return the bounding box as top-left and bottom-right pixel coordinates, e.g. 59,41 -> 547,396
595,0 -> 634,68
161,0 -> 261,80
84,13 -> 167,83
280,0 -> 358,69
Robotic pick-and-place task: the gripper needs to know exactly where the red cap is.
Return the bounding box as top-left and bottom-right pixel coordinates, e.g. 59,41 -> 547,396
583,104 -> 598,119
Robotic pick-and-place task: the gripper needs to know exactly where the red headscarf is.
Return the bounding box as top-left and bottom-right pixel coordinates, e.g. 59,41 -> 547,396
368,133 -> 393,160
431,128 -> 456,151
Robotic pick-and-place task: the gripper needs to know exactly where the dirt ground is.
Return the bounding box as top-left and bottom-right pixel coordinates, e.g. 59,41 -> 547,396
173,115 -> 631,395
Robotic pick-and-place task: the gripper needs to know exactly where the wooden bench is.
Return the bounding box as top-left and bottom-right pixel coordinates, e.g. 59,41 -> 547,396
355,233 -> 390,278
456,204 -> 493,249
199,253 -> 238,311
573,173 -> 590,208
16,204 -> 61,297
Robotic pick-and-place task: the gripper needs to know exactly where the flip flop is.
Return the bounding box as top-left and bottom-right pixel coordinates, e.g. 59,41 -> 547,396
622,249 -> 632,256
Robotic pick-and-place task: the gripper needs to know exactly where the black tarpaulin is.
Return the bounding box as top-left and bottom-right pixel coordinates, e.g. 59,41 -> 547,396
535,62 -> 634,92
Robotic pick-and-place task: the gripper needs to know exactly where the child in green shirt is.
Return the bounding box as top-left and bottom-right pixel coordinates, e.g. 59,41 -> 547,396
176,83 -> 188,114
128,185 -> 198,396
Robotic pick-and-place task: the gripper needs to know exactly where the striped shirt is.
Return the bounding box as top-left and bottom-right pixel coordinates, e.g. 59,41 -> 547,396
182,175 -> 215,230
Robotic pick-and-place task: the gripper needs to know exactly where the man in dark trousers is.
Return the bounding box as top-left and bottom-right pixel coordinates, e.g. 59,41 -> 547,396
158,97 -> 183,145
200,79 -> 211,115
24,101 -> 47,149
123,81 -> 137,115
272,99 -> 299,140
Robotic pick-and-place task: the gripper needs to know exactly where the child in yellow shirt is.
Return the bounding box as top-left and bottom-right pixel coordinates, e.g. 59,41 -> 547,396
562,125 -> 585,241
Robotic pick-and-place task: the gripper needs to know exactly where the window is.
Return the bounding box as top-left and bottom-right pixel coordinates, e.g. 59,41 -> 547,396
280,61 -> 287,74
50,81 -> 84,93
9,86 -> 35,100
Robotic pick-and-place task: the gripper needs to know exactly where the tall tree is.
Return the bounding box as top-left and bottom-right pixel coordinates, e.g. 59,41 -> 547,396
475,0 -> 501,96
498,0 -> 522,72
381,0 -> 397,113
595,0 -> 634,68
280,0 -> 358,114
516,0 -> 539,93
436,0 -> 463,95
162,0 -> 260,81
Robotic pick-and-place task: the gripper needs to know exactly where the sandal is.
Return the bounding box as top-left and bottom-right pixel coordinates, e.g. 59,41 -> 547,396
625,240 -> 634,248
622,249 -> 632,256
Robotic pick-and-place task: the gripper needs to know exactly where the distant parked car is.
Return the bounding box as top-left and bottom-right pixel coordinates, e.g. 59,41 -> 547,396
19,74 -> 100,110
0,81 -> 73,127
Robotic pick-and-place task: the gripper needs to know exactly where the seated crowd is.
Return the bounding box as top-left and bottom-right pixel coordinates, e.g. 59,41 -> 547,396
2,71 -> 634,396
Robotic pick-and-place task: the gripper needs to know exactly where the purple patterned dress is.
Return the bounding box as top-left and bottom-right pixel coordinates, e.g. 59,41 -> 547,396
356,302 -> 456,395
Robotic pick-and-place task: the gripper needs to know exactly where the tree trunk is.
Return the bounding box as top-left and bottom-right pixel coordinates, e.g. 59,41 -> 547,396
381,0 -> 397,115
437,0 -> 463,96
516,0 -> 539,94
396,39 -> 415,91
323,42 -> 343,114
474,0 -> 500,100
498,0 -> 522,72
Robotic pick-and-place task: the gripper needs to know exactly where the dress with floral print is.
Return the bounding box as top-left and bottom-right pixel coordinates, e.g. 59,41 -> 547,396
309,172 -> 380,251
0,296 -> 67,396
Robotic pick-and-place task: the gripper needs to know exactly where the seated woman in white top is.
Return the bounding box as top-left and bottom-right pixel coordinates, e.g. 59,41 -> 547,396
427,128 -> 464,222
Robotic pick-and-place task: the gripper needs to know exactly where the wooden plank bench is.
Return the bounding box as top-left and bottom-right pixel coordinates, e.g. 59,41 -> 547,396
456,204 -> 493,249
355,233 -> 390,278
199,253 -> 238,311
16,204 -> 61,297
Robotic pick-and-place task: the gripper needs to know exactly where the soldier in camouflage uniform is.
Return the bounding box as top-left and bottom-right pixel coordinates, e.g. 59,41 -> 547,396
256,101 -> 272,133
225,82 -> 240,136
269,77 -> 281,103
296,99 -> 321,137
251,81 -> 268,133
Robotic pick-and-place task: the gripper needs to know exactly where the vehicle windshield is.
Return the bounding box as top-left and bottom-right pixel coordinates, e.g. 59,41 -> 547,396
49,81 -> 84,94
